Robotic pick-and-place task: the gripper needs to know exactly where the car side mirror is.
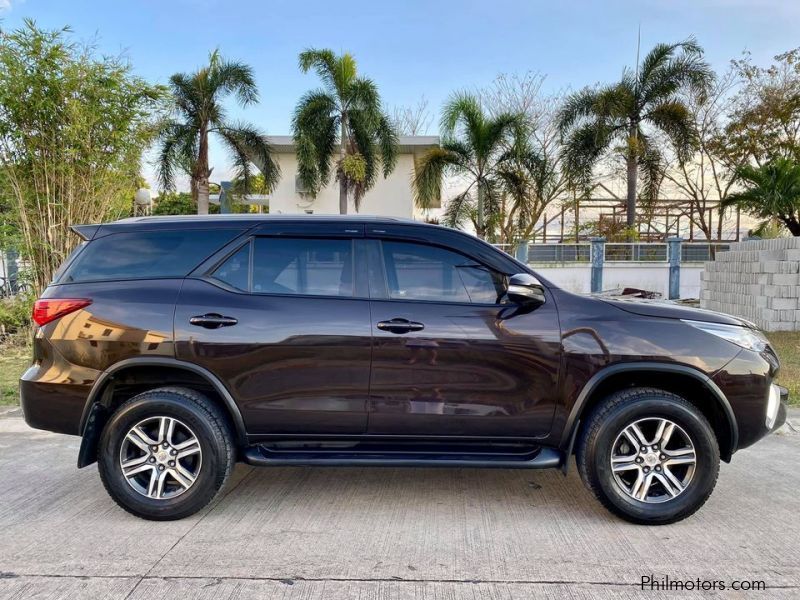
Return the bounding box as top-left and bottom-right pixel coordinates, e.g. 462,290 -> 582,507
507,273 -> 546,307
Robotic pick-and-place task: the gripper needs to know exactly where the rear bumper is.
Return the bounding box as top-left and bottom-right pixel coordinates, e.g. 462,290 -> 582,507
19,364 -> 89,436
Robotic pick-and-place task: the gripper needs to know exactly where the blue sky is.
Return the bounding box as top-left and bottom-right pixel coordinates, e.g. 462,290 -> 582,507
2,0 -> 799,187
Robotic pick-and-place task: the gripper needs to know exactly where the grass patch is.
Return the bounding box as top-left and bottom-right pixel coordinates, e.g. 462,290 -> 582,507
766,332 -> 800,405
0,344 -> 29,406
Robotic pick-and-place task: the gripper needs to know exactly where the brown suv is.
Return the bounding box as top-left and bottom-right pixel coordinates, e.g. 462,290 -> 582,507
20,215 -> 787,523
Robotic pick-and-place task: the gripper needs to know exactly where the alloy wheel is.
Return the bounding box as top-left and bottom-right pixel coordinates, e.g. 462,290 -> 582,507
119,416 -> 203,500
610,417 -> 697,503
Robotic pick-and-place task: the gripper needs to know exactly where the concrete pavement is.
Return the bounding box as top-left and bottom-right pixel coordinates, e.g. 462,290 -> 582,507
0,411 -> 798,599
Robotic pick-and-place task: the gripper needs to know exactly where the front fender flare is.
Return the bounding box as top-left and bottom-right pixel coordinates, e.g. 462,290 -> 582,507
559,362 -> 739,459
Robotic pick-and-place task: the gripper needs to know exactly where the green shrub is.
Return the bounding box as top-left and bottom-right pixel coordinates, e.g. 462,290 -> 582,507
0,295 -> 33,337
153,191 -> 224,215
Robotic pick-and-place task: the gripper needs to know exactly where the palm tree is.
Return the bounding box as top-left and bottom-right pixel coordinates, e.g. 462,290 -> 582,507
494,142 -> 564,245
292,49 -> 398,214
414,92 -> 524,239
558,39 -> 713,229
156,50 -> 279,214
722,157 -> 800,236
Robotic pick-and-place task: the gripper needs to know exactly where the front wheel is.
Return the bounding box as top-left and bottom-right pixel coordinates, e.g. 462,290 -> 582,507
577,388 -> 720,525
98,387 -> 235,520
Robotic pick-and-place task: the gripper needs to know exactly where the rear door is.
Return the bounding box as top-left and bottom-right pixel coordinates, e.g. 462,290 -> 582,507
174,223 -> 372,435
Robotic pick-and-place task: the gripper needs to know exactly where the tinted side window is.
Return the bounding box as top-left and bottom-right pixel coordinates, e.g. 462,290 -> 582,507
252,237 -> 353,297
60,230 -> 241,283
53,242 -> 87,281
211,243 -> 250,291
458,265 -> 507,304
381,241 -> 505,303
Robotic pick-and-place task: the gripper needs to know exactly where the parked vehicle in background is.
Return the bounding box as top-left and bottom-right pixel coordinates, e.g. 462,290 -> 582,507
20,216 -> 787,523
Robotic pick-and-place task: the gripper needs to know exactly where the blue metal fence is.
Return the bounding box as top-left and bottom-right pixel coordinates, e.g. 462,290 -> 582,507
499,242 -> 730,264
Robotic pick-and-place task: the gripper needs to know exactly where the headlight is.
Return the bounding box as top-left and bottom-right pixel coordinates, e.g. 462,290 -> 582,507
682,320 -> 769,353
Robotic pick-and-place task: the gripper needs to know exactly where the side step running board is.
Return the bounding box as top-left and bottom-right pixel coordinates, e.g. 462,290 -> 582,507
242,446 -> 563,469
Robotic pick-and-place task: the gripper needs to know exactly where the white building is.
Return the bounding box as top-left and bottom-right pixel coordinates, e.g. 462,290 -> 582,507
262,135 -> 441,219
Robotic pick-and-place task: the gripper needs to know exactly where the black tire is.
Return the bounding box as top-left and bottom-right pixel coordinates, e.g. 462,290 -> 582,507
576,387 -> 720,525
98,387 -> 235,520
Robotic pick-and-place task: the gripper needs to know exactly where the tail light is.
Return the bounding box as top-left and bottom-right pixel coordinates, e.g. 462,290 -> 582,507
32,298 -> 92,326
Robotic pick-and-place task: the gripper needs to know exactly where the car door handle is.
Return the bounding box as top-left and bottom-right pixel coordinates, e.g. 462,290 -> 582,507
376,318 -> 425,334
189,313 -> 238,329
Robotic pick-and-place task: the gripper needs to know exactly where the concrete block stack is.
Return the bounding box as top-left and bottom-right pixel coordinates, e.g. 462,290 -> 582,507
700,237 -> 800,332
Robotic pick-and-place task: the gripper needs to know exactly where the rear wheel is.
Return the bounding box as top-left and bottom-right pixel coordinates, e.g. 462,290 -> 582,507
98,387 -> 234,520
577,387 -> 720,525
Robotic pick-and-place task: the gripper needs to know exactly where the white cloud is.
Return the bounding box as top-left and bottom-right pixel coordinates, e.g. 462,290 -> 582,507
0,0 -> 24,13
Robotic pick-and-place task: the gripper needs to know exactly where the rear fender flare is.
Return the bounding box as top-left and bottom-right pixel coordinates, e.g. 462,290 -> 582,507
77,357 -> 247,467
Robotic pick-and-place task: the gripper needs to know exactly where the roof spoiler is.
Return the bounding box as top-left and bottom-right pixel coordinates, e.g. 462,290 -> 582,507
70,224 -> 101,241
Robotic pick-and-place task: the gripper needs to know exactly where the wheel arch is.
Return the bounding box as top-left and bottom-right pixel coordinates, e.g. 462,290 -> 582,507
561,362 -> 738,462
77,357 -> 247,468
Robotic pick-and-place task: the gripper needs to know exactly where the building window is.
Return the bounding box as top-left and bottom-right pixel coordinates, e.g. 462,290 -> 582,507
295,174 -> 311,196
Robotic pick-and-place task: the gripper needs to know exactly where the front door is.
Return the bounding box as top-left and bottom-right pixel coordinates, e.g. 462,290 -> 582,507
367,238 -> 561,439
175,230 -> 371,435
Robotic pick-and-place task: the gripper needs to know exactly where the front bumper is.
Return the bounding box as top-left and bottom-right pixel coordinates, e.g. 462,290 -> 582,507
711,346 -> 789,453
769,385 -> 789,433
